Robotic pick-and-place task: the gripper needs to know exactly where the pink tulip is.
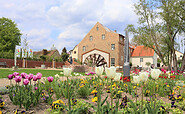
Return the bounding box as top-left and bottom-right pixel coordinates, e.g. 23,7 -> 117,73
8,74 -> 13,80
13,72 -> 19,77
23,79 -> 30,85
164,70 -> 166,74
47,76 -> 53,82
21,73 -> 27,78
14,76 -> 22,83
37,72 -> 42,80
33,75 -> 37,81
28,73 -> 33,80
161,69 -> 164,72
25,75 -> 29,79
171,70 -> 175,73
34,87 -> 38,90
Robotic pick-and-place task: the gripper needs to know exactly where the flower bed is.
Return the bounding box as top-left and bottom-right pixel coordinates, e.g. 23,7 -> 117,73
0,67 -> 185,113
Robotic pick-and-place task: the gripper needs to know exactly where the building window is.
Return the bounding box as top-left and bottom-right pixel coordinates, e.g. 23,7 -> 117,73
96,27 -> 99,31
121,56 -> 123,61
111,58 -> 115,66
102,34 -> 105,40
120,37 -> 123,41
83,46 -> 86,51
90,36 -> 93,41
111,44 -> 115,50
74,51 -> 76,54
140,58 -> 143,62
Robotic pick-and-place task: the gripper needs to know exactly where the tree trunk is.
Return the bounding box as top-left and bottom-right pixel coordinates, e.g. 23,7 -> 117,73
172,49 -> 178,72
180,52 -> 185,71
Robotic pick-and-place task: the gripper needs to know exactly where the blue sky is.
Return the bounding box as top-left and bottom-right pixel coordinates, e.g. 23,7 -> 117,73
1,0 -> 183,53
0,0 -> 139,52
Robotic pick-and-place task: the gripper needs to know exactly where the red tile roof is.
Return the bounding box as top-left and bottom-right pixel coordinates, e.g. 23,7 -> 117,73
131,46 -> 154,57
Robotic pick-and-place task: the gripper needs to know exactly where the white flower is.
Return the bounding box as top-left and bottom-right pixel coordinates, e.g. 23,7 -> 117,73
139,72 -> 148,82
114,73 -> 122,81
63,68 -> 72,77
105,66 -> 116,79
60,72 -> 63,74
133,76 -> 140,83
55,74 -> 60,78
95,66 -> 104,76
151,69 -> 161,80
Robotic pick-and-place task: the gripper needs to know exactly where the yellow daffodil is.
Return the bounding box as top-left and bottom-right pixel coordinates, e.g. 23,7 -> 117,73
167,85 -> 170,87
133,86 -> 136,89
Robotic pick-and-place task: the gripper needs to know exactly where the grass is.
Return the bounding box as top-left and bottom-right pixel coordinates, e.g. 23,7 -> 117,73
0,68 -> 63,78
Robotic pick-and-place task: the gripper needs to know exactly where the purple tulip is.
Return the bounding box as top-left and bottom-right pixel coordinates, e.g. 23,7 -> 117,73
25,74 -> 29,79
33,75 -> 37,81
37,72 -> 42,80
21,73 -> 27,78
34,87 -> 38,90
13,72 -> 19,77
14,76 -> 22,83
23,79 -> 30,85
47,76 -> 54,82
8,74 -> 13,80
28,73 -> 33,80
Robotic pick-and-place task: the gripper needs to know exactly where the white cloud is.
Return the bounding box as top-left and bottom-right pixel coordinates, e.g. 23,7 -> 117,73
0,0 -> 138,52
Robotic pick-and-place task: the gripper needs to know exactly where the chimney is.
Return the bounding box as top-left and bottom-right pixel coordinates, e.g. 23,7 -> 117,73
42,49 -> 47,55
114,30 -> 117,32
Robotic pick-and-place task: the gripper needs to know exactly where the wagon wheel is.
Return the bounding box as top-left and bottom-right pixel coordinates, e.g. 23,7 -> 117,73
84,54 -> 107,67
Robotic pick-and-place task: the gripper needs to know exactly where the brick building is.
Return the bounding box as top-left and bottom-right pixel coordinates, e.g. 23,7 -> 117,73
73,22 -> 125,67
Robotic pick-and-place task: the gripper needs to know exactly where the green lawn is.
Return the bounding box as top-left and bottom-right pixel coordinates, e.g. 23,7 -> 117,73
0,68 -> 63,78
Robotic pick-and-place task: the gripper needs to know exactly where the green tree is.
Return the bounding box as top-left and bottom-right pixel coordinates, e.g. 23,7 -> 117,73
0,17 -> 22,58
127,0 -> 184,71
61,53 -> 69,62
61,47 -> 67,55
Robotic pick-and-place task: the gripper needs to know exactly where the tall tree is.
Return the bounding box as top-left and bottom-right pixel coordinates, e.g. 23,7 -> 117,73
0,17 -> 22,58
127,0 -> 184,71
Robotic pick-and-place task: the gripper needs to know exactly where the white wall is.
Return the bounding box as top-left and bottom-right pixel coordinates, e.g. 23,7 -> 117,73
72,46 -> 78,60
130,56 -> 154,68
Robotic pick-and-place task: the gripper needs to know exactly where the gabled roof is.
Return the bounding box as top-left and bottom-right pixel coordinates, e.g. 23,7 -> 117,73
33,49 -> 60,57
131,46 -> 154,57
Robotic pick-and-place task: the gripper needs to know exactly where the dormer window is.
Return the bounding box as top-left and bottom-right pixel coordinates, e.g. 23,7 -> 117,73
90,36 -> 93,41
96,27 -> 99,31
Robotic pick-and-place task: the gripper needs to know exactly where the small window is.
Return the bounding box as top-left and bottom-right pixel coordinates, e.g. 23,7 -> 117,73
74,51 -> 76,54
140,58 -> 143,62
121,56 -> 123,61
96,27 -> 99,31
102,34 -> 105,40
120,37 -> 123,41
90,36 -> 93,41
111,44 -> 115,50
111,58 -> 115,66
83,46 -> 86,51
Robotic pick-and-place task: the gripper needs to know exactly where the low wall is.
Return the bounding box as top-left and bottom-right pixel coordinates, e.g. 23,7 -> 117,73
0,58 -> 64,68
